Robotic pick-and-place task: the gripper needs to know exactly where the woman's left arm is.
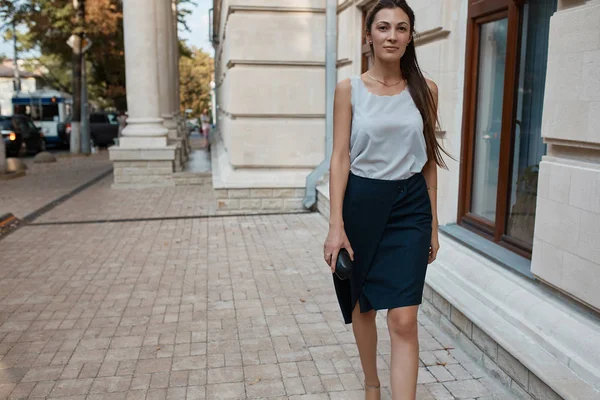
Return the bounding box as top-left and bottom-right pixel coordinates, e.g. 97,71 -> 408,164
423,159 -> 439,263
424,79 -> 440,263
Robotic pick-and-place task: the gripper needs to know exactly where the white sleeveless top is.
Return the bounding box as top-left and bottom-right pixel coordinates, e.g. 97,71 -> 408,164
349,76 -> 428,181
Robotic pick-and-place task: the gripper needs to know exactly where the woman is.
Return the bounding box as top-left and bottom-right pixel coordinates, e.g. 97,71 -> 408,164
117,111 -> 127,138
323,1 -> 449,399
200,108 -> 210,144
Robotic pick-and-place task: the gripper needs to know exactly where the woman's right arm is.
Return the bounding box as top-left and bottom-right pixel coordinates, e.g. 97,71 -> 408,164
324,78 -> 354,271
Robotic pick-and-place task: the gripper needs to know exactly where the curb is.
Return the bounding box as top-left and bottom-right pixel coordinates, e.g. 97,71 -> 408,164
23,168 -> 113,223
0,171 -> 26,181
0,168 -> 113,240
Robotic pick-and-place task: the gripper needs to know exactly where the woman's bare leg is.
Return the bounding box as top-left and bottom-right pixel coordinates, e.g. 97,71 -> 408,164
352,303 -> 380,399
387,305 -> 419,400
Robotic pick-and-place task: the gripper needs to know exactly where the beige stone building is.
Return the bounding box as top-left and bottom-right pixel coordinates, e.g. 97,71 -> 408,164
0,60 -> 42,117
208,0 -> 600,399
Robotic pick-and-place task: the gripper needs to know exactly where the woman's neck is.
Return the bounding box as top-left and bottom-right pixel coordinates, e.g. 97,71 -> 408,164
368,60 -> 403,83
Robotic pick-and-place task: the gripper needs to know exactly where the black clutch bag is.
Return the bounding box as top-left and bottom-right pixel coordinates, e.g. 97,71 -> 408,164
335,248 -> 353,280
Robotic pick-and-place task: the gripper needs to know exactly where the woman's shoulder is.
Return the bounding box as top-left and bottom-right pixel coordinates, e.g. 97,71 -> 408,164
336,77 -> 353,92
425,78 -> 438,95
335,78 -> 354,103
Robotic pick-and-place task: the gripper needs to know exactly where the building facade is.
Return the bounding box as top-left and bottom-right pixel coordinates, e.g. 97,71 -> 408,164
210,0 -> 328,211
212,0 -> 600,399
0,60 -> 42,116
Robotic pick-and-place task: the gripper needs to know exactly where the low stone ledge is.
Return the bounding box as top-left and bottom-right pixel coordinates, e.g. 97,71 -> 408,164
216,194 -> 305,212
109,145 -> 177,188
212,185 -> 307,212
109,145 -> 177,161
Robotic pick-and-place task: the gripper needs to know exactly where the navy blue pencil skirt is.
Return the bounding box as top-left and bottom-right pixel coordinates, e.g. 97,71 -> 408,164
334,171 -> 433,324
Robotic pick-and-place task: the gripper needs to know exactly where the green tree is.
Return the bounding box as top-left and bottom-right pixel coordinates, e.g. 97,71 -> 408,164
0,0 -> 126,109
179,46 -> 214,119
1,0 -> 197,110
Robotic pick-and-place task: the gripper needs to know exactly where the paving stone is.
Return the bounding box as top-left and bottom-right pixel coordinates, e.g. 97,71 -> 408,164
206,382 -> 245,399
418,367 -> 437,384
172,356 -> 206,371
302,376 -> 325,393
427,365 -> 456,382
0,368 -> 27,384
245,378 -> 286,398
150,372 -> 170,389
0,384 -> 16,400
425,382 -> 454,399
290,393 -> 330,400
207,367 -> 244,384
29,381 -> 55,398
7,381 -> 36,399
49,378 -> 94,397
244,364 -> 281,381
21,366 -> 64,382
146,388 -> 167,400
444,379 -> 491,398
420,351 -> 439,367
284,377 -> 307,395
90,376 -> 132,393
446,363 -> 472,381
186,385 -> 206,400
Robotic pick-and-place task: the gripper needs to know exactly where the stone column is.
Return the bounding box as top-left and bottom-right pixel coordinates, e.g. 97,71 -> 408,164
118,0 -> 167,148
172,0 -> 190,154
109,0 -> 176,188
157,0 -> 177,140
170,0 -> 180,120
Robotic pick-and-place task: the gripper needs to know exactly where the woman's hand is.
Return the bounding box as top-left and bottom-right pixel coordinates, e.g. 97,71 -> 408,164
324,224 -> 354,273
428,226 -> 440,264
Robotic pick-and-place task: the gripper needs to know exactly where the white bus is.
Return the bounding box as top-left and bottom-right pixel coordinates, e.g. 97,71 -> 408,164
12,89 -> 72,146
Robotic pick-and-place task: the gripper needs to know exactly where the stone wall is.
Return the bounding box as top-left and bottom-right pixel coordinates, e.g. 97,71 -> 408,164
110,147 -> 177,188
113,160 -> 175,187
214,188 -> 306,211
531,0 -> 600,311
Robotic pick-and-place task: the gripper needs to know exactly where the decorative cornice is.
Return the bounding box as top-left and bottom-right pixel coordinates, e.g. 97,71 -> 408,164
217,109 -> 325,120
226,60 -> 325,68
224,59 -> 352,70
337,0 -> 354,14
415,27 -> 451,46
545,138 -> 600,152
228,5 -> 325,15
336,58 -> 352,68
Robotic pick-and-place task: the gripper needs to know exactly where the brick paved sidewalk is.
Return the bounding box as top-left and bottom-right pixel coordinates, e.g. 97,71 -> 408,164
0,152 -> 112,220
0,212 -> 514,400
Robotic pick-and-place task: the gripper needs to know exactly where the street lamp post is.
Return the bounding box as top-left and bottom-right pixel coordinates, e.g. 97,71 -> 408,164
12,19 -> 21,94
70,0 -> 85,154
81,49 -> 90,154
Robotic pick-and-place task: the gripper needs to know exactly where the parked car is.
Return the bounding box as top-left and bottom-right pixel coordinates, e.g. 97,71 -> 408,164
90,112 -> 119,147
1,115 -> 46,157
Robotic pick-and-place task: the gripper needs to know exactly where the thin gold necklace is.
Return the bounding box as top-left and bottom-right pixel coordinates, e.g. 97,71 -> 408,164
367,71 -> 404,87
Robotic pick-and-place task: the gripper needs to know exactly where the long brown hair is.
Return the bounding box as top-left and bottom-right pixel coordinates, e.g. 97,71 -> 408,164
366,0 -> 450,168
